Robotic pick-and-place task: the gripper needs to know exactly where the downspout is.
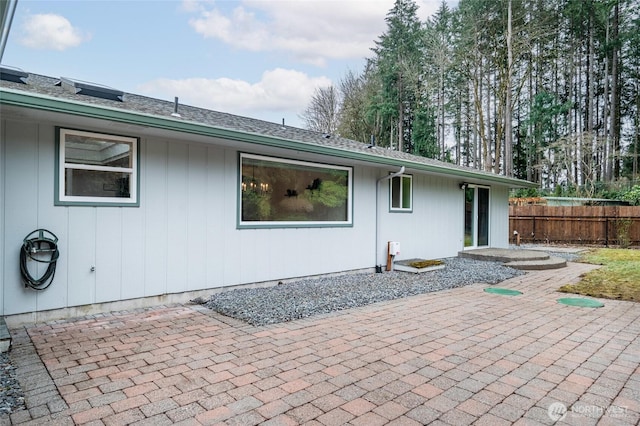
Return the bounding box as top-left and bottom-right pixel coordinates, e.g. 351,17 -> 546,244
375,166 -> 405,272
0,0 -> 18,63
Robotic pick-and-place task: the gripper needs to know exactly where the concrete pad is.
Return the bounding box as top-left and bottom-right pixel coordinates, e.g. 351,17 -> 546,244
459,248 -> 550,262
504,256 -> 567,270
520,245 -> 589,254
460,248 -> 572,269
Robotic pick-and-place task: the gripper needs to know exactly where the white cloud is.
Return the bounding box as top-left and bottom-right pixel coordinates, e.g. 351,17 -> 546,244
159,1 -> 455,125
137,68 -> 332,121
19,13 -> 88,51
186,0 -> 451,66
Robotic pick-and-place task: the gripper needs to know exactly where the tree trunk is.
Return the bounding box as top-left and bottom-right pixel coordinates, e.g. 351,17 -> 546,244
610,1 -> 620,179
398,72 -> 404,152
584,11 -> 595,188
485,61 -> 492,172
504,0 -> 513,177
604,12 -> 611,182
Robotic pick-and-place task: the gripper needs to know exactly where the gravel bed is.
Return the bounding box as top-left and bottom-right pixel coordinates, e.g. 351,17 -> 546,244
0,352 -> 25,416
203,257 -> 524,326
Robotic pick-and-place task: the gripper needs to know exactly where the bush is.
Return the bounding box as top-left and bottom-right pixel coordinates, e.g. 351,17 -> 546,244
621,185 -> 640,205
511,187 -> 540,198
616,218 -> 633,248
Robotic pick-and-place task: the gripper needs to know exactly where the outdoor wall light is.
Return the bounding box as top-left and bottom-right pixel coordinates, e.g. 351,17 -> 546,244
459,182 -> 468,190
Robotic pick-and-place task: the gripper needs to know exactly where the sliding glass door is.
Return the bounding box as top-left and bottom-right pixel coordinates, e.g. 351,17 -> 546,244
464,186 -> 490,248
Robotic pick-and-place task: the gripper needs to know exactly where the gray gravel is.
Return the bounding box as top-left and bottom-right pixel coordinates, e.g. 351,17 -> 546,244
0,351 -> 25,416
204,257 -> 524,326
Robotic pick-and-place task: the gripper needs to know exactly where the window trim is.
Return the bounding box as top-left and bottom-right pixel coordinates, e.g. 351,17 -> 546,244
55,127 -> 140,206
238,152 -> 353,228
389,173 -> 413,212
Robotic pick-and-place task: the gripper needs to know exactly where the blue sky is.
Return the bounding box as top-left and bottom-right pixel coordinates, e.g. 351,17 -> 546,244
3,0 -> 457,128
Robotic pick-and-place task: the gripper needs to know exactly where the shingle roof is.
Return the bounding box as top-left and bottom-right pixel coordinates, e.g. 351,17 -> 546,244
0,72 -> 536,188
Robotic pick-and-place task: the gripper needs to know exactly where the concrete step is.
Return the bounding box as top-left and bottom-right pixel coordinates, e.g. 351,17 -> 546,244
459,248 -> 550,263
504,256 -> 567,270
458,248 -> 568,270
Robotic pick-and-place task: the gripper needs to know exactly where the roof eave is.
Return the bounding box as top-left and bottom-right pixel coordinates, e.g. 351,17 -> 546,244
0,88 -> 538,189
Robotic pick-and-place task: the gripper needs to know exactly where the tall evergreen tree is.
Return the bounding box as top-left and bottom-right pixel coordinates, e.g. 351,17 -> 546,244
299,0 -> 640,193
370,0 -> 425,152
423,1 -> 454,160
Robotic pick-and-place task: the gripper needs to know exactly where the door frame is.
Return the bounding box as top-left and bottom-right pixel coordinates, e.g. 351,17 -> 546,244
463,184 -> 491,250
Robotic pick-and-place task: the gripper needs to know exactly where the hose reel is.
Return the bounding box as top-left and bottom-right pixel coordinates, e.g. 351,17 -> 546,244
20,229 -> 59,291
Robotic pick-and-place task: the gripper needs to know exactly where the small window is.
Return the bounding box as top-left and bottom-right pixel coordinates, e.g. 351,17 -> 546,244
390,174 -> 412,211
56,128 -> 139,206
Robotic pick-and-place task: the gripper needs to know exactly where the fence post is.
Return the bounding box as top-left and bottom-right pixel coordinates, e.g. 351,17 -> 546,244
605,217 -> 609,247
532,216 -> 536,243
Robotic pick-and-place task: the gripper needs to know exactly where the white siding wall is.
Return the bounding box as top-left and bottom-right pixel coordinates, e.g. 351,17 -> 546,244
490,186 -> 510,248
3,120 -> 41,315
0,119 -> 378,315
0,118 -> 5,314
377,174 -> 465,264
1,116 -> 511,316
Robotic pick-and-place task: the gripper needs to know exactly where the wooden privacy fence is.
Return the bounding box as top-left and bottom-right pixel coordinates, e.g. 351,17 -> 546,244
509,205 -> 640,246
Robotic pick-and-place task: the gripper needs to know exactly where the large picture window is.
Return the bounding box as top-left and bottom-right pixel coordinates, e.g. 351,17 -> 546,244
239,153 -> 352,227
56,128 -> 139,206
390,174 -> 412,211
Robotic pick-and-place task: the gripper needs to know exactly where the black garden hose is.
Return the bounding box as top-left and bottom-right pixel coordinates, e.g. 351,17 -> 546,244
20,229 -> 59,291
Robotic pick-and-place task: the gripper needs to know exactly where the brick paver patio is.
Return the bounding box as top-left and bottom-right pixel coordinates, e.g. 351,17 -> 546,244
4,261 -> 640,425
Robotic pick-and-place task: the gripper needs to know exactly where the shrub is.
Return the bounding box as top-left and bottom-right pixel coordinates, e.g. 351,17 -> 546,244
621,185 -> 640,205
616,218 -> 633,248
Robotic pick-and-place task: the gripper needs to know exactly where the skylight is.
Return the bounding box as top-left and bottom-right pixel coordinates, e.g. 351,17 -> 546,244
0,65 -> 28,84
57,77 -> 124,102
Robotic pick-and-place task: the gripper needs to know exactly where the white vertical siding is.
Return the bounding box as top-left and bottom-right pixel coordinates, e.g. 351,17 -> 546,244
490,186 -> 510,248
0,119 -> 4,315
186,144 -> 208,291
3,120 -> 39,315
166,142 -> 189,293
121,207 -> 145,300
143,140 -> 168,296
1,116 -> 513,317
95,209 -> 123,303
35,124 -> 68,312
221,149 -> 241,286
67,208 -> 96,306
377,174 -> 464,264
205,147 -> 226,288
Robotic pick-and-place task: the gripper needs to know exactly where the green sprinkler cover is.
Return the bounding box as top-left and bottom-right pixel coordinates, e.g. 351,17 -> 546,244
484,288 -> 523,296
557,297 -> 604,308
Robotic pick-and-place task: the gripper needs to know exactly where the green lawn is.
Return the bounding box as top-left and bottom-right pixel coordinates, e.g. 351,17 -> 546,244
558,248 -> 640,302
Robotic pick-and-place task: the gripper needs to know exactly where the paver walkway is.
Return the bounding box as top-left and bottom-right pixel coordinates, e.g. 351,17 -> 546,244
4,261 -> 640,425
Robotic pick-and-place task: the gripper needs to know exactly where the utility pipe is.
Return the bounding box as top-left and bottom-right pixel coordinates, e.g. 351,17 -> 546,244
0,0 -> 18,63
375,166 -> 405,271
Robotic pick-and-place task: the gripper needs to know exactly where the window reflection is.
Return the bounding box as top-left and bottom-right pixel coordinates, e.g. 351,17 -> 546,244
240,154 -> 351,225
